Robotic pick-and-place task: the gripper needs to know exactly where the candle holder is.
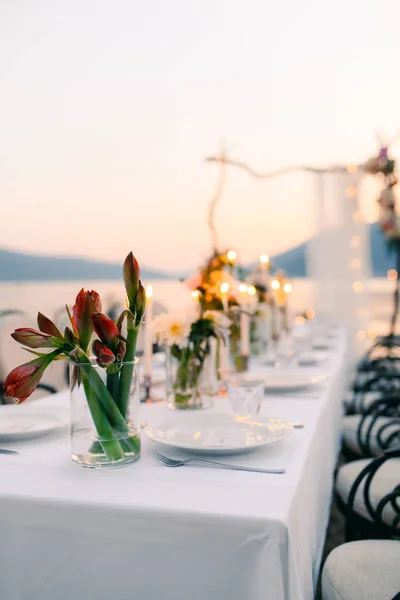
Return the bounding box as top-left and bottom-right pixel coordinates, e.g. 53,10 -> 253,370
239,355 -> 249,372
140,374 -> 163,403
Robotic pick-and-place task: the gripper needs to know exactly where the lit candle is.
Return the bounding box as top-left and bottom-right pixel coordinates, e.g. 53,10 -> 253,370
144,285 -> 153,377
191,290 -> 200,303
220,282 -> 230,312
239,285 -> 250,358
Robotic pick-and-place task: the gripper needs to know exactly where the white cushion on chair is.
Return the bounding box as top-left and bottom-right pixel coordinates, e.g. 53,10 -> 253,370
342,415 -> 399,457
335,457 -> 400,529
322,540 -> 400,600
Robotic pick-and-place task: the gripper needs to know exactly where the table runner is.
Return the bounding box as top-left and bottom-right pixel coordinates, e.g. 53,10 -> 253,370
0,330 -> 348,600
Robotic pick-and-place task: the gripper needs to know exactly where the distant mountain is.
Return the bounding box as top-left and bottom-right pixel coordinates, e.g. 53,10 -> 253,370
0,224 -> 396,281
0,249 -> 174,281
266,222 -> 397,278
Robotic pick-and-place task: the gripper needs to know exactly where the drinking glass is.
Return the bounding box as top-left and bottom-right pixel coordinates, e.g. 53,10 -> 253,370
226,377 -> 265,418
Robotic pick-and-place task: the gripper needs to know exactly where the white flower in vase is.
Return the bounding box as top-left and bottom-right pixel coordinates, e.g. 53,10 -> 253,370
152,310 -> 194,348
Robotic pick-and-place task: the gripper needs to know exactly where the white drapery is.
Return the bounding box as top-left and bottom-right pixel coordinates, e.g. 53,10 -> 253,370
306,167 -> 370,355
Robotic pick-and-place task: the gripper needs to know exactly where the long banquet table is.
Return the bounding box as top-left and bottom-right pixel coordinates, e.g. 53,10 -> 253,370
0,329 -> 348,600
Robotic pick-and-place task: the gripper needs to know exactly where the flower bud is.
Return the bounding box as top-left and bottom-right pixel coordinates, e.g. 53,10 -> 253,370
115,340 -> 126,361
135,282 -> 146,325
11,328 -> 59,349
123,252 -> 140,308
72,289 -> 102,351
91,313 -> 120,346
37,313 -> 63,339
4,355 -> 51,403
92,339 -> 116,366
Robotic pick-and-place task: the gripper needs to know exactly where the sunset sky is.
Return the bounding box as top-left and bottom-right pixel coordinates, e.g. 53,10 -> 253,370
1,0 -> 400,271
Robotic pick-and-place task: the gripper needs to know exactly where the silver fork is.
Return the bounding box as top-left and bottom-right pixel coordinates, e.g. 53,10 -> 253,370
148,447 -> 285,474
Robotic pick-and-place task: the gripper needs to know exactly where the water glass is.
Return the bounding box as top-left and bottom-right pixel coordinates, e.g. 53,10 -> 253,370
226,377 -> 265,418
274,335 -> 298,368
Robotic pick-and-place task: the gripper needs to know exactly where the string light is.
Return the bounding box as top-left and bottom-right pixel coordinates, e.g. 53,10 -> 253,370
220,282 -> 230,294
191,290 -> 200,299
350,236 -> 360,248
353,211 -> 362,222
357,330 -> 367,340
271,279 -> 280,290
146,285 -> 153,298
283,283 -> 292,293
350,258 -> 361,269
305,309 -> 316,320
387,269 -> 398,281
247,285 -> 257,296
352,281 -> 363,292
238,283 -> 248,293
346,186 -> 357,198
295,315 -> 305,325
227,250 -> 237,263
368,330 -> 377,340
260,253 -> 269,265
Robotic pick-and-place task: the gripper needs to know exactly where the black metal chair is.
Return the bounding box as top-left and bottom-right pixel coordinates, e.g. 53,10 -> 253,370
335,449 -> 400,543
342,395 -> 400,460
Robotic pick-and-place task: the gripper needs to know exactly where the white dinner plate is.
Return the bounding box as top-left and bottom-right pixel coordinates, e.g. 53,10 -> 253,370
264,370 -> 328,393
264,351 -> 328,367
0,404 -> 70,441
144,413 -> 294,456
298,351 -> 329,366
312,338 -> 334,351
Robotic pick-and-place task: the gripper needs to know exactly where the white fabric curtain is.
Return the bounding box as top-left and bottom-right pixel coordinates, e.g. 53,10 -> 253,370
306,167 -> 370,356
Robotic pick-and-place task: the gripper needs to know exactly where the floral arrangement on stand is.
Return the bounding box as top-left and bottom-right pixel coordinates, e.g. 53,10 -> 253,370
246,255 -> 275,354
364,144 -> 399,334
185,249 -> 240,312
152,308 -> 230,409
3,252 -> 146,469
271,269 -> 292,334
185,249 -> 262,373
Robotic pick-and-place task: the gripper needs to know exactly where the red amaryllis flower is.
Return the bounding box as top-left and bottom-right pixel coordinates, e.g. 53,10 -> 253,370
4,355 -> 51,404
123,252 -> 140,308
11,328 -> 60,349
72,289 -> 102,351
37,312 -> 63,339
91,313 -> 120,347
115,340 -> 126,361
92,339 -> 116,366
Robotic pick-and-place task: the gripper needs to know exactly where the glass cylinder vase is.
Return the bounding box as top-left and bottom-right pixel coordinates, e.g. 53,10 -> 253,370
165,341 -> 219,409
70,358 -> 140,469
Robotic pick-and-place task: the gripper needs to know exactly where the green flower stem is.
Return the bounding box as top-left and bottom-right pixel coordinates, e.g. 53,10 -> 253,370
80,373 -> 125,462
76,351 -> 140,455
106,365 -> 120,401
118,324 -> 139,418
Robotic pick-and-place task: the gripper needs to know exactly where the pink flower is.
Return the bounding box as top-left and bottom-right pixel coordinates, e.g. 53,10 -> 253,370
184,273 -> 202,291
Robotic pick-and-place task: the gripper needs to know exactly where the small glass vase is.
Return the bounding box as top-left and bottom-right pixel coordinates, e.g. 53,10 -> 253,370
70,358 -> 140,469
252,303 -> 272,356
229,318 -> 246,373
165,342 -> 219,409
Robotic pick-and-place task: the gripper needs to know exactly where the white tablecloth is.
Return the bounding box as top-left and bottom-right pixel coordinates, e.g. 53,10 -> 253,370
0,331 -> 348,600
